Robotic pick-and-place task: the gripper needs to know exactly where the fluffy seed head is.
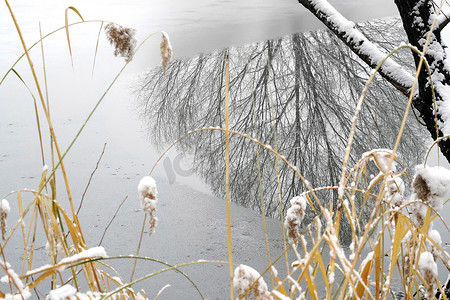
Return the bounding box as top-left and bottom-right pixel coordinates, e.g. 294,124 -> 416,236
105,23 -> 137,60
160,31 -> 173,72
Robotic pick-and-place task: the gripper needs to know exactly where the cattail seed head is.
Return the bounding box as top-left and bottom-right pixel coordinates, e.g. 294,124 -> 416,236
413,165 -> 450,212
418,251 -> 438,300
233,264 -> 271,300
284,196 -> 307,245
138,176 -> 158,234
0,199 -> 10,240
427,228 -> 442,261
386,175 -> 404,207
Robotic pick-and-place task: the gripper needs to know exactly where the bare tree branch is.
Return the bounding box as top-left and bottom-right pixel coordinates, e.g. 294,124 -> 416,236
297,0 -> 414,96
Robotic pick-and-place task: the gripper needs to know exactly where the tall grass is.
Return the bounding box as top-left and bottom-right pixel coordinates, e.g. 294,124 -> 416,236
0,2 -> 449,300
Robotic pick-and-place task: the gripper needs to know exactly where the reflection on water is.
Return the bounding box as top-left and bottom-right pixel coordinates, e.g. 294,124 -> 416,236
135,18 -> 427,226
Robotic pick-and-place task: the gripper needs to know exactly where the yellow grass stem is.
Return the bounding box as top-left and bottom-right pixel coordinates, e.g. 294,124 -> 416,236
5,0 -> 79,231
241,218 -> 321,299
224,54 -> 234,300
331,11 -> 443,296
130,214 -> 147,281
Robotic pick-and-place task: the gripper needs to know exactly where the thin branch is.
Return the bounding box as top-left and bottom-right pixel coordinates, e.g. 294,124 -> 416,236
77,143 -> 107,215
98,196 -> 128,246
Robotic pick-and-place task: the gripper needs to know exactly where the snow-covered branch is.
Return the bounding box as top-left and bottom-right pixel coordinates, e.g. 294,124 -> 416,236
297,0 -> 415,96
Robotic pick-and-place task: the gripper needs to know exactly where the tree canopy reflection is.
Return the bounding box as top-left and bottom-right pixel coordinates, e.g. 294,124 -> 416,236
135,18 -> 427,222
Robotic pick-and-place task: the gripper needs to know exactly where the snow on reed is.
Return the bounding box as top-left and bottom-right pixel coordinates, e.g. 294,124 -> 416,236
138,176 -> 158,234
46,285 -> 103,300
410,164 -> 450,228
59,246 -> 107,265
233,264 -> 272,300
0,198 -> 10,240
385,175 -> 405,207
46,285 -> 77,300
418,251 -> 438,300
412,165 -> 450,212
0,258 -> 31,299
427,228 -> 442,261
284,196 -> 307,246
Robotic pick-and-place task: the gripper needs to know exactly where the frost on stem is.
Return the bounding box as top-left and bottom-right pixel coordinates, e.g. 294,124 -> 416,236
284,196 -> 307,246
104,23 -> 137,60
233,264 -> 272,300
160,31 -> 173,72
418,251 -> 438,300
0,198 -> 10,240
138,176 -> 158,234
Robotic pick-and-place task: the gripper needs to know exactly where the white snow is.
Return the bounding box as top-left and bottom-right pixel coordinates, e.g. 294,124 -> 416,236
414,164 -> 450,211
137,176 -> 158,211
233,264 -> 271,300
0,259 -> 31,299
46,285 -> 77,300
26,264 -> 52,276
271,290 -> 289,300
59,246 -> 107,265
428,229 -> 442,247
0,199 -> 10,214
418,251 -> 438,278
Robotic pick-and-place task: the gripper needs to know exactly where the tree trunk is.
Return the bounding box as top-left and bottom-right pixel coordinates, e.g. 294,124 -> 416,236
395,0 -> 450,160
297,0 -> 450,162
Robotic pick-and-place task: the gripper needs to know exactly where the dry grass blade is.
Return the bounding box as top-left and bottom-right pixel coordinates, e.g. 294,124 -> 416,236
10,69 -> 46,167
385,213 -> 409,298
353,255 -> 374,299
65,6 -> 85,66
92,21 -> 104,76
154,284 -> 171,300
374,239 -> 381,298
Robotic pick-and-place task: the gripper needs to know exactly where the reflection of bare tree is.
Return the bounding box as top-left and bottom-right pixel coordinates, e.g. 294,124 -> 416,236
135,19 -> 427,219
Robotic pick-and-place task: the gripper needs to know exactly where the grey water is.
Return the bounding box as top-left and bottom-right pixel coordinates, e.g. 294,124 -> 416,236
0,1 -> 449,299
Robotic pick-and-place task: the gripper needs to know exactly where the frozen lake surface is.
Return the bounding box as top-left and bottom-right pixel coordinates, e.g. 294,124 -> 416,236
0,1 -> 449,299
